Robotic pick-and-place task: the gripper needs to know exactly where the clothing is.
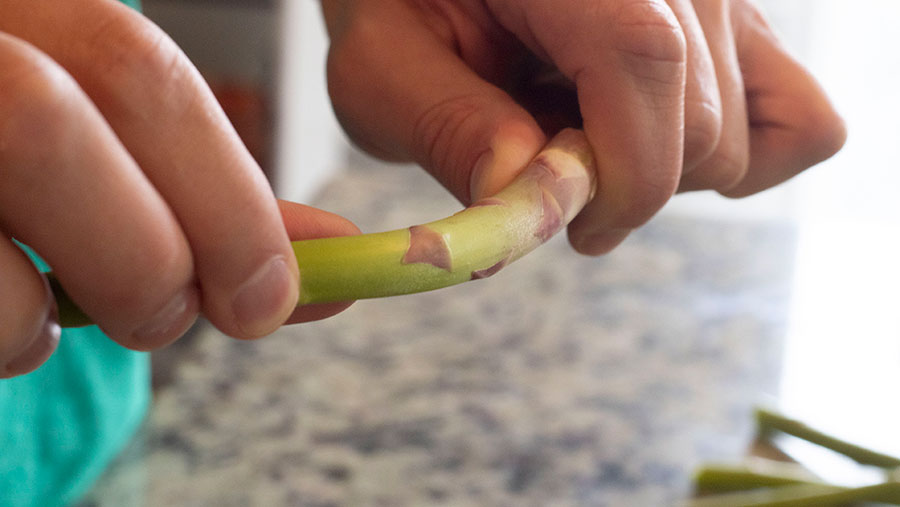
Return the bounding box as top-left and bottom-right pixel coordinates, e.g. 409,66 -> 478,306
1,2 -> 150,506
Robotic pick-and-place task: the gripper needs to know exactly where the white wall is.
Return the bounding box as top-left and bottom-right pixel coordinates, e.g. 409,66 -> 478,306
273,0 -> 348,202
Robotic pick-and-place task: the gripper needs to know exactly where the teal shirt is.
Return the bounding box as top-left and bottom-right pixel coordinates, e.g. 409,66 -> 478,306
1,2 -> 150,506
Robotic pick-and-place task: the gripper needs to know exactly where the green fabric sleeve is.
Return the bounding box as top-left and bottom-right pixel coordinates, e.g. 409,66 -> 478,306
1,1 -> 151,504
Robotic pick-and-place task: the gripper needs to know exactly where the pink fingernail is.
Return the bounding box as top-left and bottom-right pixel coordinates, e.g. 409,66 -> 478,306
232,256 -> 295,338
132,287 -> 199,349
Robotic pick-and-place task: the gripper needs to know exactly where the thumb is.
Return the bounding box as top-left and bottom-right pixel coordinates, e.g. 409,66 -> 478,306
277,199 -> 360,324
324,1 -> 545,204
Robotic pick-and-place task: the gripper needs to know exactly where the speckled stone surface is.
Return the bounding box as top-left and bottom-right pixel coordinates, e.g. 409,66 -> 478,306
80,152 -> 797,507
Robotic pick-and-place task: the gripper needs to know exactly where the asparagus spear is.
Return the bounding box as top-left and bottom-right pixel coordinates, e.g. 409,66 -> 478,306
686,481 -> 900,507
693,459 -> 825,493
691,409 -> 900,505
52,129 -> 596,327
755,408 -> 900,469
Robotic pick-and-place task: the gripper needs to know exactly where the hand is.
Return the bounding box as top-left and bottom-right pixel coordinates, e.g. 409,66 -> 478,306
0,0 -> 358,379
322,0 -> 846,253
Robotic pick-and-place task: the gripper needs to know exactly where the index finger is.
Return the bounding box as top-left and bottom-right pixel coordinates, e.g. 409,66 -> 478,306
1,0 -> 298,338
490,0 -> 688,254
277,199 -> 361,324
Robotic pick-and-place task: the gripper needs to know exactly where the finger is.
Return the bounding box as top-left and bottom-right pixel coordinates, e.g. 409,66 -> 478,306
722,0 -> 846,197
324,0 -> 547,204
678,0 -> 751,192
665,0 -> 723,172
0,33 -> 199,350
277,200 -> 361,324
487,0 -> 688,254
1,0 -> 299,339
0,238 -> 59,378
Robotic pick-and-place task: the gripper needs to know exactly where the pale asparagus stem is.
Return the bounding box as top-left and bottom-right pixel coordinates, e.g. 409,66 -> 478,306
291,128 -> 597,304
52,129 -> 596,326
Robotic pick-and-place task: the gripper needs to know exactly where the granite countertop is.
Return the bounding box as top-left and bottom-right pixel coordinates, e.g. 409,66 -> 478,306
80,151 -> 797,507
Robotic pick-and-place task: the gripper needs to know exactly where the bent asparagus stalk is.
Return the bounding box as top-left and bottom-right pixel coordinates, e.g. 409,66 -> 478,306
53,129 -> 597,327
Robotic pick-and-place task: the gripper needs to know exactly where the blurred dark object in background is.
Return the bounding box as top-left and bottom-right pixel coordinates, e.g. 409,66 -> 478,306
208,78 -> 273,173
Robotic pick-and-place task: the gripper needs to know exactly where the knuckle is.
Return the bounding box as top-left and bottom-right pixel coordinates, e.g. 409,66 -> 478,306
608,0 -> 687,66
698,143 -> 751,192
411,93 -> 486,193
78,10 -> 192,105
413,94 -> 481,165
601,0 -> 687,98
682,100 -> 723,169
733,0 -> 771,32
610,173 -> 678,228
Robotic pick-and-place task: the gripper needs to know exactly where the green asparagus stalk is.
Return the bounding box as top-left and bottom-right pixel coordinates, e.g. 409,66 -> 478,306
690,409 -> 900,505
52,129 -> 596,327
291,129 -> 596,304
48,274 -> 93,328
693,459 -> 824,493
686,481 -> 900,507
755,407 -> 900,469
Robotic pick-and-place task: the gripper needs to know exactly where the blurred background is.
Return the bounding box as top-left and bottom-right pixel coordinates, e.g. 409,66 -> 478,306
80,0 -> 900,505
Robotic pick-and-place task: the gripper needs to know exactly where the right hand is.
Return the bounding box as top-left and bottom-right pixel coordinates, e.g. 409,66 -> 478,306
0,0 -> 357,379
322,0 -> 845,255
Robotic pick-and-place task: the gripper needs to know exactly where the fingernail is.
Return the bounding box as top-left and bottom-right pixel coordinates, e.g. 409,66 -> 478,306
468,150 -> 494,202
132,287 -> 199,349
3,318 -> 61,378
574,229 -> 631,256
232,256 -> 296,338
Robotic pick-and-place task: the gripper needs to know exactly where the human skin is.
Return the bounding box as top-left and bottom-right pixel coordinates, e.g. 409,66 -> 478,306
53,129 -> 595,321
0,0 -> 358,378
2,0 -> 849,378
321,0 -> 847,253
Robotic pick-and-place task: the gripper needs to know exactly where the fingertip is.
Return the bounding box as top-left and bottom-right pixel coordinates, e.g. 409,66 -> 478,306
0,240 -> 59,377
468,122 -> 545,202
681,100 -> 723,174
271,201 -> 363,330
127,285 -> 200,350
568,227 -> 631,257
2,315 -> 60,379
721,78 -> 847,199
229,255 -> 299,340
803,100 -> 848,166
284,301 -> 355,325
278,200 -> 361,239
